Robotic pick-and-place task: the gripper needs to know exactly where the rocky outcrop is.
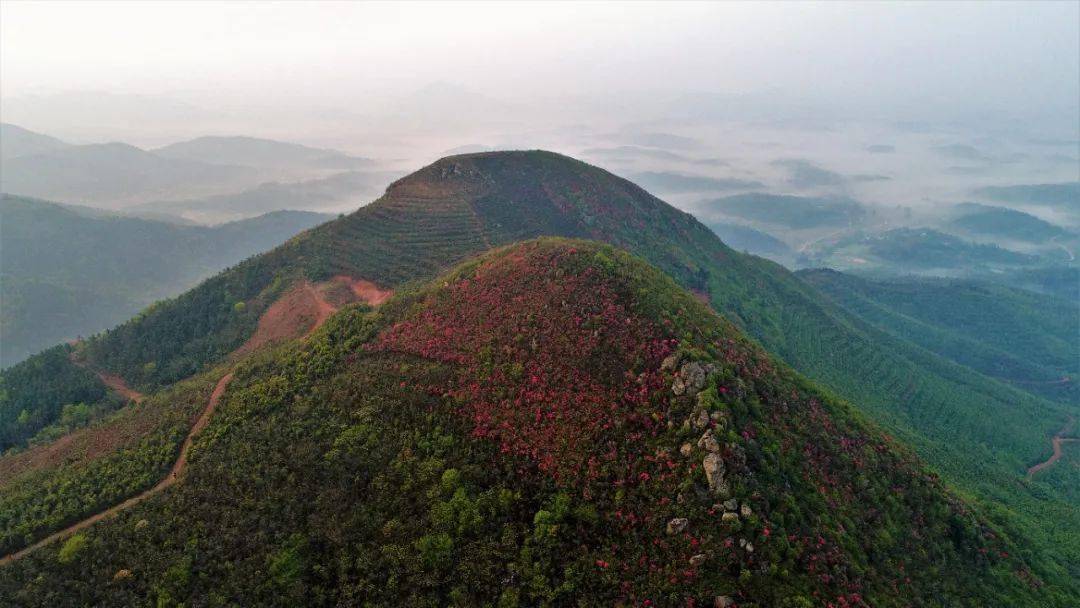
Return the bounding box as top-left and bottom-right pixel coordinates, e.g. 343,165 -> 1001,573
698,429 -> 720,453
672,361 -> 714,397
666,517 -> 689,535
703,452 -> 729,496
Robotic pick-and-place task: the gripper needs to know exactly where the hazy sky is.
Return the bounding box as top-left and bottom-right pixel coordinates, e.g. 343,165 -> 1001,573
4,1 -> 1077,119
1,1 -> 1077,207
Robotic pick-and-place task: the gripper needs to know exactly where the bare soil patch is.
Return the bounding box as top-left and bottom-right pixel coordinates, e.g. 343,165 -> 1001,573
234,276 -> 391,356
1028,416 -> 1078,478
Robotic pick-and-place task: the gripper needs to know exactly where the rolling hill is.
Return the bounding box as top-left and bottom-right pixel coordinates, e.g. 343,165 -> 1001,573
697,193 -> 867,229
0,240 -> 1061,605
803,227 -> 1041,274
974,182 -> 1080,208
0,142 -> 263,206
972,182 -> 1080,228
705,222 -> 795,264
131,169 -> 401,223
947,203 -> 1071,244
0,195 -> 332,367
152,135 -> 374,171
627,171 -> 764,194
2,151 -> 1077,596
0,123 -> 70,161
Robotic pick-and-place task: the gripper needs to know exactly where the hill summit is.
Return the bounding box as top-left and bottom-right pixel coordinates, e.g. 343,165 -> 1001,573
0,239 -> 1042,606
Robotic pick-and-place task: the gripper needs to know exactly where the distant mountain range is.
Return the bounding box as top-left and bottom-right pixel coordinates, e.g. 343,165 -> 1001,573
131,169 -> 402,224
0,124 -> 379,210
0,140 -> 261,206
948,202 -> 1072,243
151,135 -> 375,170
974,181 -> 1080,208
627,170 -> 764,194
698,192 -> 867,229
0,123 -> 69,160
805,227 -> 1038,271
0,195 -> 332,366
800,226 -> 1077,300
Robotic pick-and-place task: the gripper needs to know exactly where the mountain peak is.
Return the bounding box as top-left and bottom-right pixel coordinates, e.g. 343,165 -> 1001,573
385,150 -> 574,198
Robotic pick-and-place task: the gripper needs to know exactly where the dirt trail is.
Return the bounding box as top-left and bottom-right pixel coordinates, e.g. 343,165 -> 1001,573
1027,416 -> 1078,479
93,370 -> 146,404
234,275 -> 392,356
68,349 -> 146,404
0,373 -> 234,566
305,282 -> 338,337
0,278 -> 392,565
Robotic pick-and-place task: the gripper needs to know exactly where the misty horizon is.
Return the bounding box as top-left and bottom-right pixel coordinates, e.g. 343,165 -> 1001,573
2,1 -> 1078,216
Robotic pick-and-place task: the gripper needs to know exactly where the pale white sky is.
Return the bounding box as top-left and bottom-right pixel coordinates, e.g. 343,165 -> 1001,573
0,0 -> 1076,201
2,1 -> 1076,115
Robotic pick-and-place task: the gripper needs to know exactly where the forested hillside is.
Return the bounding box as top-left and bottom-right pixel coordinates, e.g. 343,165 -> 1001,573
3,151 -> 1076,593
799,270 -> 1078,404
0,240 -> 1063,606
0,195 -> 331,367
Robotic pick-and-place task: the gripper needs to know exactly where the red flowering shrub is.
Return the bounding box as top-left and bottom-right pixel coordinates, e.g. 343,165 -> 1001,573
365,239 -> 1030,606
374,241 -> 675,486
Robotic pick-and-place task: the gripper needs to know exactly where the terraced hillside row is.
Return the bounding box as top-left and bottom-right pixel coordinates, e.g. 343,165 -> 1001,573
799,270 -> 1078,404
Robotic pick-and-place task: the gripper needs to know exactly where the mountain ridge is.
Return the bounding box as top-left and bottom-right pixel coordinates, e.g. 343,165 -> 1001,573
152,135 -> 373,170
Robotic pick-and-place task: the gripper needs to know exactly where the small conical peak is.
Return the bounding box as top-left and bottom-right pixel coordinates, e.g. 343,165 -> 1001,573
384,150 -> 583,199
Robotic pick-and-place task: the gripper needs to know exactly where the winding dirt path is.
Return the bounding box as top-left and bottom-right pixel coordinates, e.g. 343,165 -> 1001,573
0,373 -> 234,566
68,348 -> 146,404
233,276 -> 392,356
1027,416 -> 1078,479
93,370 -> 146,404
1,278 -> 393,565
